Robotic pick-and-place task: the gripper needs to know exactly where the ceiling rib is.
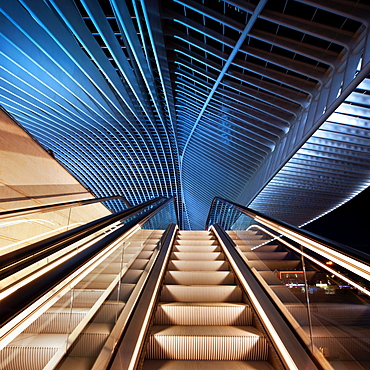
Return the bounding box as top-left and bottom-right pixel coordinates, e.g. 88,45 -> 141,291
180,0 -> 268,159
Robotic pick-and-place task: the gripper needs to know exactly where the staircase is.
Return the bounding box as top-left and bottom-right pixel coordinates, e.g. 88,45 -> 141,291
228,229 -> 370,368
142,230 -> 277,369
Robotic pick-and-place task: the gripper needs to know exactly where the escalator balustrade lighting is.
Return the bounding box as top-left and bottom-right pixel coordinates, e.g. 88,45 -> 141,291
0,226 -> 126,350
253,228 -> 370,299
254,217 -> 370,283
0,229 -> 110,299
212,226 -> 304,370
0,224 -> 83,254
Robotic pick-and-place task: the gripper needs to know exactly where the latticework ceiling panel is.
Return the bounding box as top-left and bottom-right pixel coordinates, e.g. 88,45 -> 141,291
1,0 -> 370,229
249,74 -> 370,226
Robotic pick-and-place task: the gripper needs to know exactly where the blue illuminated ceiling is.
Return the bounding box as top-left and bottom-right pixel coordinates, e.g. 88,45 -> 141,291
1,0 -> 370,229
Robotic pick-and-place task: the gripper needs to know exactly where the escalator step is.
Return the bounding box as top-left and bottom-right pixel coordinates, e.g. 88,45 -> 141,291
142,360 -> 275,369
155,302 -> 253,326
146,325 -> 268,361
160,285 -> 242,302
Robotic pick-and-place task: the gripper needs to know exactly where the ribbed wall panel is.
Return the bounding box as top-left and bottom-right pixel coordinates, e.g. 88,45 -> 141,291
155,303 -> 253,326
146,332 -> 269,360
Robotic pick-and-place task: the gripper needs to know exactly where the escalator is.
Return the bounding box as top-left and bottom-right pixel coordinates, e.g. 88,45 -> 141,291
54,228 -> 164,369
0,196 -> 175,370
229,227 -> 370,368
110,225 -> 319,370
143,230 -> 275,369
3,228 -> 163,370
1,196 -> 370,369
208,197 -> 370,370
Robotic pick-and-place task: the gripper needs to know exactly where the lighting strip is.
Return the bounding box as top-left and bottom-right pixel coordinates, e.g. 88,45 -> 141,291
211,226 -> 299,370
248,224 -> 370,297
0,223 -> 83,255
254,216 -> 370,282
0,223 -> 137,349
0,228 -> 108,300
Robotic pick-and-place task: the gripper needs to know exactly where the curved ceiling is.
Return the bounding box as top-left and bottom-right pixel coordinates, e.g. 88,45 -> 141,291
1,0 -> 370,229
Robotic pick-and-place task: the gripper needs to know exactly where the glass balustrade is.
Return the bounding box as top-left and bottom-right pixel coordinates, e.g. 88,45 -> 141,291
207,197 -> 370,369
0,197 -> 177,370
0,198 -> 129,257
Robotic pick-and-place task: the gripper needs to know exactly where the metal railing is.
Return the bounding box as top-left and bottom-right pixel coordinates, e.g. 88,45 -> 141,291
207,197 -> 370,369
0,197 -> 164,282
0,196 -> 178,369
212,224 -> 321,370
0,195 -> 131,221
206,197 -> 370,272
0,197 -> 168,330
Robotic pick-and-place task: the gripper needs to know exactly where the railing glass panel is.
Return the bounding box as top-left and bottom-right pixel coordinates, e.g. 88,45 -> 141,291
0,197 -> 129,256
0,197 -> 177,370
207,197 -> 370,369
141,197 -> 178,230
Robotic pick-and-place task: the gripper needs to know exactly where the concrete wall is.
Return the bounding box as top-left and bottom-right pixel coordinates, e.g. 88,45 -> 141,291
0,109 -> 110,252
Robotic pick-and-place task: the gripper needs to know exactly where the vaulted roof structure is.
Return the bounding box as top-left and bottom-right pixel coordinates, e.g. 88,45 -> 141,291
1,0 -> 370,229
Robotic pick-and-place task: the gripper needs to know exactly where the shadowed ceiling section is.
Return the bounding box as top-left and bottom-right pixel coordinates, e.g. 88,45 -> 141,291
1,0 -> 370,229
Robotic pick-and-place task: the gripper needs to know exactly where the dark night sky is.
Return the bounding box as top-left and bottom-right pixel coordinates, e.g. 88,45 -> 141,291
303,186 -> 370,255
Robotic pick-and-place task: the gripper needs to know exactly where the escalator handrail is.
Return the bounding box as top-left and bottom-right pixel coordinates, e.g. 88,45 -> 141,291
108,223 -> 178,370
206,196 -> 370,267
0,197 -> 166,281
0,195 -> 132,220
0,197 -> 174,331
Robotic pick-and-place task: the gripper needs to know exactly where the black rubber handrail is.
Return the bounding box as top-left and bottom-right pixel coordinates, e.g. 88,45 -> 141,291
0,197 -> 165,281
1,197 -> 174,328
0,195 -> 131,220
206,196 -> 370,266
